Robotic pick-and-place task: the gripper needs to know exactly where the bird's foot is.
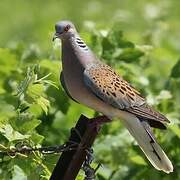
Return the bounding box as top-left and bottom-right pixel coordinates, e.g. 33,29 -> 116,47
89,115 -> 112,132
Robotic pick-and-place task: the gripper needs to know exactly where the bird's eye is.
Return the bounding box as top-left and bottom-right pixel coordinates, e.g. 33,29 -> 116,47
64,25 -> 70,32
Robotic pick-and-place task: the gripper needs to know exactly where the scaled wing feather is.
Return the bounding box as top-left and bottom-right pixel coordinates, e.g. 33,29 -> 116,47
84,63 -> 145,109
84,62 -> 169,124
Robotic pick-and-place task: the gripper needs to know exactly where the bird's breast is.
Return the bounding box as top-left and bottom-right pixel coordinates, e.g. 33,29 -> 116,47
62,42 -> 88,101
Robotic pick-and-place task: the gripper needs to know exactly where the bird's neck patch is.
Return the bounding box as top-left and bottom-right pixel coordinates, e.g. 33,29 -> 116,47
75,37 -> 89,51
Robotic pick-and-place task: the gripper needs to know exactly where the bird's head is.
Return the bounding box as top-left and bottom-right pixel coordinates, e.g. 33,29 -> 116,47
53,20 -> 77,41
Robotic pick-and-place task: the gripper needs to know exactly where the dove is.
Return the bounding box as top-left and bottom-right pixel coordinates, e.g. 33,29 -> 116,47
53,20 -> 173,173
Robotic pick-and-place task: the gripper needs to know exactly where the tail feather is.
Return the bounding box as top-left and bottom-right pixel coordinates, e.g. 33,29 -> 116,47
121,115 -> 173,173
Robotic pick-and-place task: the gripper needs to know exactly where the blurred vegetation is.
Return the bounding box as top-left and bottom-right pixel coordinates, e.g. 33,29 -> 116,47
0,0 -> 180,179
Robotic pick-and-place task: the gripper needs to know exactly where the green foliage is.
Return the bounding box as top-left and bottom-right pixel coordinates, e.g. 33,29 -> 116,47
170,59 -> 180,78
0,0 -> 180,179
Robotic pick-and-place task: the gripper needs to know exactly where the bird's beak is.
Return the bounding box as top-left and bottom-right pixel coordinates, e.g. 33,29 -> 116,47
52,32 -> 60,41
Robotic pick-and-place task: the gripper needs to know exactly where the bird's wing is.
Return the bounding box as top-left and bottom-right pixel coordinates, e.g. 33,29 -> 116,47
84,63 -> 145,109
84,63 -> 169,124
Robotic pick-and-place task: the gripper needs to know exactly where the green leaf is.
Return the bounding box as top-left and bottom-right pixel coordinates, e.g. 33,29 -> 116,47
0,100 -> 16,124
12,165 -> 27,180
19,119 -> 41,132
108,27 -> 123,45
116,48 -> 144,62
36,96 -> 50,114
16,66 -> 36,97
28,104 -> 42,116
28,84 -> 44,98
169,125 -> 180,138
27,83 -> 50,114
130,155 -> 147,165
108,26 -> 134,48
0,124 -> 30,141
30,132 -> 44,144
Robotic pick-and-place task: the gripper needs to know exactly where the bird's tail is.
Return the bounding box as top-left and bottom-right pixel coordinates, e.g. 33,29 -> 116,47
121,115 -> 173,173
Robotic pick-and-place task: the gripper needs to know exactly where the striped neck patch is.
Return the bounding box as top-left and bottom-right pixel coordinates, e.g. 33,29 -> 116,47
75,37 -> 89,51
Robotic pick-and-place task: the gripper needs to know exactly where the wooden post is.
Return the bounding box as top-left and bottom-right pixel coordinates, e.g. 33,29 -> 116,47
50,115 -> 110,180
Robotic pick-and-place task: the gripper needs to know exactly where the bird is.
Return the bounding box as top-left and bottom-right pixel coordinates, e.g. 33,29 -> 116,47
53,20 -> 173,173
